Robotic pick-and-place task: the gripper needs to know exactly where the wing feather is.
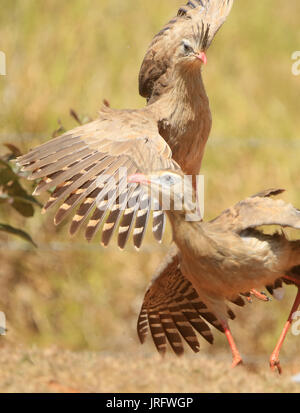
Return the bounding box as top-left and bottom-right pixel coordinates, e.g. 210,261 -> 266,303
137,246 -> 217,355
17,107 -> 178,248
209,189 -> 300,233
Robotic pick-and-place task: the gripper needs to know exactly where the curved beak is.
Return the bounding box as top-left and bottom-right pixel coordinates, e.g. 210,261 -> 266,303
195,51 -> 207,65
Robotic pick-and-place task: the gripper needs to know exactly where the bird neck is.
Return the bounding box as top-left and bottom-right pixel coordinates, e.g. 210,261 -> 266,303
148,63 -> 211,176
150,64 -> 208,120
166,210 -> 206,254
171,64 -> 208,106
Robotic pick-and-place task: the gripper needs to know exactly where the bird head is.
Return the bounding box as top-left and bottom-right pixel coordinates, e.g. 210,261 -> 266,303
176,38 -> 208,67
128,170 -> 203,221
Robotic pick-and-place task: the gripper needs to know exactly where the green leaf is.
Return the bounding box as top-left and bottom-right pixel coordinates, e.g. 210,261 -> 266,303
5,180 -> 35,217
3,143 -> 22,157
0,163 -> 16,185
11,194 -> 42,208
0,163 -> 41,215
0,223 -> 37,247
11,200 -> 35,217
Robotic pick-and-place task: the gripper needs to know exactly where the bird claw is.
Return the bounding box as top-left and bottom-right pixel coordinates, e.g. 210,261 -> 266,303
231,355 -> 243,368
270,356 -> 282,375
250,289 -> 271,302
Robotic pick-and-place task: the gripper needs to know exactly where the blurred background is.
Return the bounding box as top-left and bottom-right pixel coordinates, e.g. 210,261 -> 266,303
0,0 -> 300,389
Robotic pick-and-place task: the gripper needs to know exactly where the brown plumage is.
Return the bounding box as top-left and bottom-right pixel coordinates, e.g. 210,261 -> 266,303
130,171 -> 300,371
137,245 -> 238,356
139,0 -> 234,102
16,0 -> 234,249
17,111 -> 178,249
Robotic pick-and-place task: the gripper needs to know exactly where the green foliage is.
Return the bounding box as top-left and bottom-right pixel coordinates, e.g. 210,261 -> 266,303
0,223 -> 36,247
0,144 -> 40,245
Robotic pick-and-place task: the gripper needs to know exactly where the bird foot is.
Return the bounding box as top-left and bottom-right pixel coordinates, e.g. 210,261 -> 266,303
231,355 -> 243,369
250,289 -> 270,302
270,355 -> 282,375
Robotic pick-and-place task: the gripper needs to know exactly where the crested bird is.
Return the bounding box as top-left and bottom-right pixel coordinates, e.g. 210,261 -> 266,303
129,170 -> 300,371
16,0 -> 234,249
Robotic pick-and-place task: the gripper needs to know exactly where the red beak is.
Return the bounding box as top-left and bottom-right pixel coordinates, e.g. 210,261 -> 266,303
195,51 -> 207,65
128,173 -> 150,185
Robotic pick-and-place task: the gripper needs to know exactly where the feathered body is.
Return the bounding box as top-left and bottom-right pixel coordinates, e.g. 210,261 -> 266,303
16,0 -> 234,248
170,216 -> 300,320
131,173 -> 300,368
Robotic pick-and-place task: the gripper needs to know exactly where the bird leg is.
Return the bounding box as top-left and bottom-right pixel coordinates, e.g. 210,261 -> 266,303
221,321 -> 243,368
269,285 -> 300,374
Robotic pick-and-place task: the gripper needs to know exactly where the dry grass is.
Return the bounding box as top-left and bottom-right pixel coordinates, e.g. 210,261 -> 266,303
0,345 -> 299,393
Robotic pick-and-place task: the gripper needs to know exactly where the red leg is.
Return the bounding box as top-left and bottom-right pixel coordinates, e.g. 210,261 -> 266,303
270,287 -> 300,374
221,321 -> 243,368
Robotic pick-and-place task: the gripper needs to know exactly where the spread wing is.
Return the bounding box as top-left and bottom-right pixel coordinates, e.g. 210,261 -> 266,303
137,245 -> 253,356
139,0 -> 234,102
16,106 -> 179,249
137,244 -> 275,356
137,246 -> 214,355
208,188 -> 300,300
136,242 -> 256,356
209,189 -> 300,233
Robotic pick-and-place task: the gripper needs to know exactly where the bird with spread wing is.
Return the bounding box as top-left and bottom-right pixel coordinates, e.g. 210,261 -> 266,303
14,0 -> 300,374
129,170 -> 300,372
16,0 -> 234,249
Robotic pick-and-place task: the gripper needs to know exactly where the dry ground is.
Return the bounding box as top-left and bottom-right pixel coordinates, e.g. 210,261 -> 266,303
0,345 -> 299,393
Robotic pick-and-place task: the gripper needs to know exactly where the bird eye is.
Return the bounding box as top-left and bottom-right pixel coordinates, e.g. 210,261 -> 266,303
161,174 -> 177,186
182,41 -> 193,55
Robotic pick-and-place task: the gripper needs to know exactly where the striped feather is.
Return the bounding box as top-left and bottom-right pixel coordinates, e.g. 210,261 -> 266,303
85,192 -> 117,242
53,176 -> 102,225
167,304 -> 200,353
118,186 -> 143,249
69,187 -> 103,235
33,152 -> 105,195
43,161 -> 106,214
148,310 -> 167,355
158,308 -> 184,356
16,105 -> 179,248
138,249 -> 218,356
176,297 -> 213,344
83,173 -> 123,241
101,182 -> 137,247
133,193 -> 151,249
152,210 -> 166,243
18,135 -> 81,165
28,148 -> 93,180
21,142 -> 87,172
137,306 -> 149,344
190,298 -> 225,333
